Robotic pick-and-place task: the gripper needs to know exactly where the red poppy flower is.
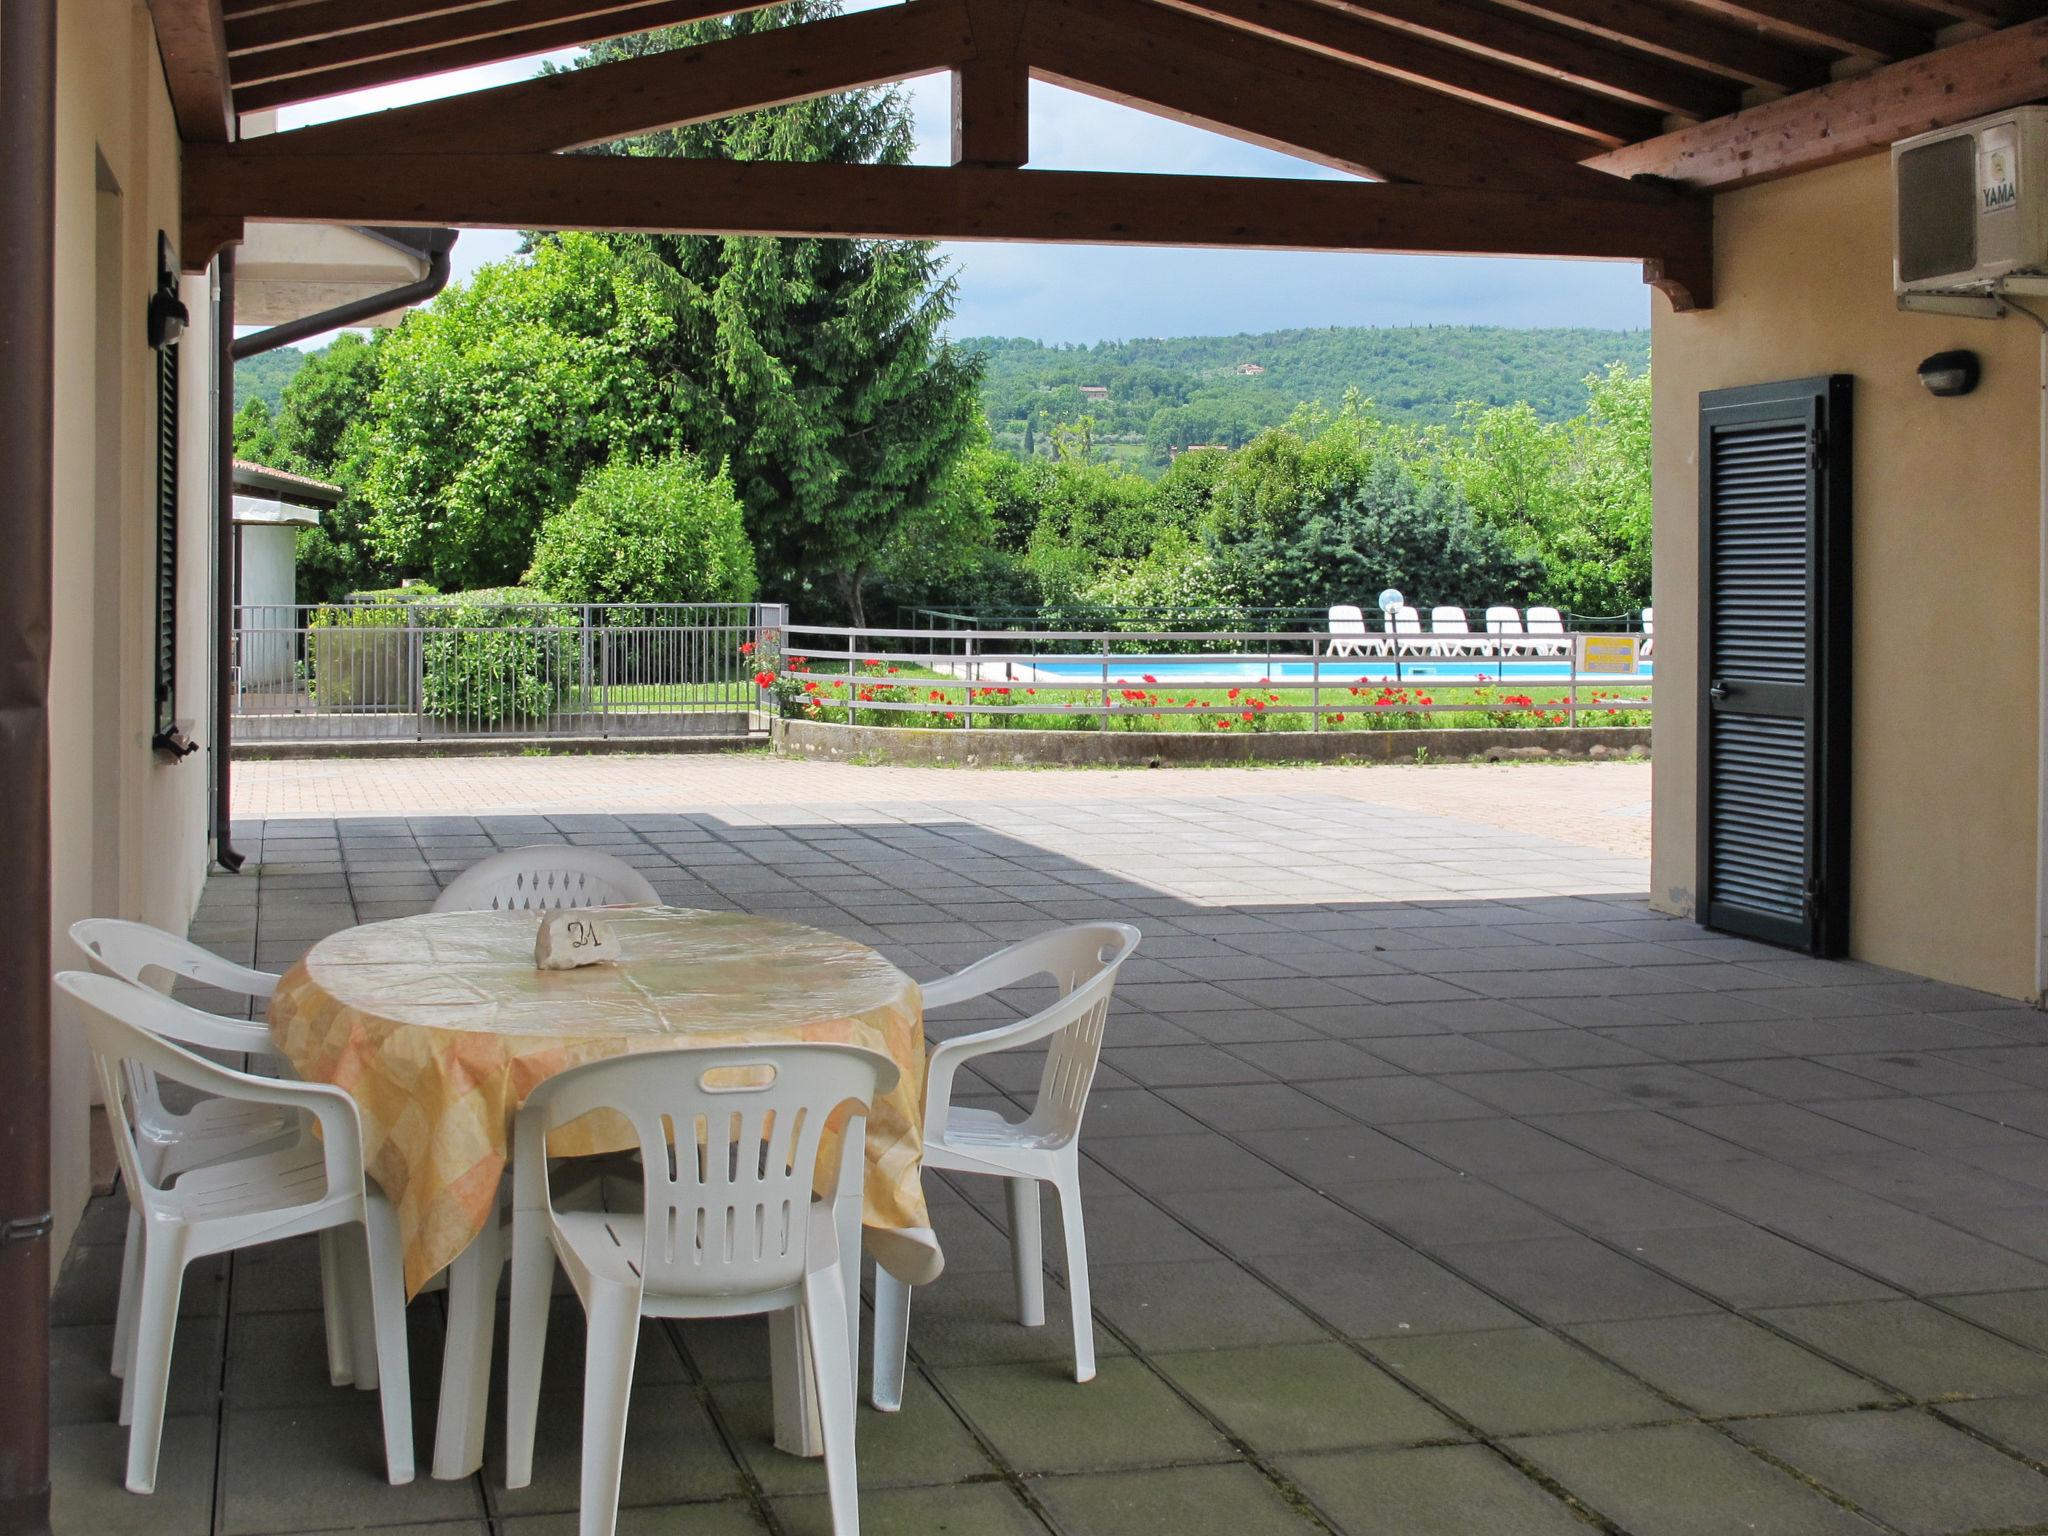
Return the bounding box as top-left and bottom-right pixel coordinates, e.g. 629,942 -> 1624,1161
739,641 -> 756,656
752,669 -> 776,688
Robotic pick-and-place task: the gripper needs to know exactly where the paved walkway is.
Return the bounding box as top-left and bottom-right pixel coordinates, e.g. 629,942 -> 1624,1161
233,753 -> 1653,857
52,781 -> 2048,1535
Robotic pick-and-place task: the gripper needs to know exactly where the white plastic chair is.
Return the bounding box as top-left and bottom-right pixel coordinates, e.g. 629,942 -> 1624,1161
57,971 -> 414,1494
1429,606 -> 1486,655
432,846 -> 660,913
1388,604 -> 1429,655
69,919 -> 313,1383
1525,605 -> 1571,657
504,1044 -> 897,1536
1641,606 -> 1655,658
870,923 -> 1140,1411
1325,605 -> 1381,659
425,843 -> 660,1476
1484,605 -> 1526,655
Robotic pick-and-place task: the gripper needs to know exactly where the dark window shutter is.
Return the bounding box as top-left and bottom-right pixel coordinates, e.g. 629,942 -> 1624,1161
1697,376 -> 1852,956
154,336 -> 178,739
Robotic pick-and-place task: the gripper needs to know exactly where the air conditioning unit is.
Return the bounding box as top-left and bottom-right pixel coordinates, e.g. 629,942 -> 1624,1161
1895,107 -> 2048,294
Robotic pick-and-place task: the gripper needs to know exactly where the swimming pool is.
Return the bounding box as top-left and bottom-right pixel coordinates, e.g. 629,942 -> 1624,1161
1017,656 -> 1652,686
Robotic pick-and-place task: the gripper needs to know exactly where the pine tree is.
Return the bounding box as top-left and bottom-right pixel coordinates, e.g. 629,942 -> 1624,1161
574,1 -> 983,623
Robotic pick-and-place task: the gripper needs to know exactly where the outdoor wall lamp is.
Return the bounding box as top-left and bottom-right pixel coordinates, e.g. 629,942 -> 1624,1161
1917,349 -> 1981,397
147,231 -> 187,350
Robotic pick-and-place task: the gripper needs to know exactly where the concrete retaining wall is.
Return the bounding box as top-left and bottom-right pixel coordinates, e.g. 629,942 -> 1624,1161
773,718 -> 1651,768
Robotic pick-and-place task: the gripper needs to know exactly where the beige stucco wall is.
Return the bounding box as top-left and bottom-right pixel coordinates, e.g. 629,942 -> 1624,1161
47,0 -> 218,1263
1652,152 -> 2041,1000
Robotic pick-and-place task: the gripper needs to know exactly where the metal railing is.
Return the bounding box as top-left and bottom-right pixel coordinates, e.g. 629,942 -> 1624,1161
231,601 -> 780,743
900,602 -> 1651,641
771,622 -> 1653,732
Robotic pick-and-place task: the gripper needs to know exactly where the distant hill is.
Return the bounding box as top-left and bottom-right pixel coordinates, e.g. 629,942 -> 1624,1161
236,324 -> 1652,475
961,325 -> 1651,470
234,346 -> 311,414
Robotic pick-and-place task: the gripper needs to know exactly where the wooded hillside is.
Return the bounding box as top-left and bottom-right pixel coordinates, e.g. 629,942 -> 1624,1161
968,325 -> 1651,470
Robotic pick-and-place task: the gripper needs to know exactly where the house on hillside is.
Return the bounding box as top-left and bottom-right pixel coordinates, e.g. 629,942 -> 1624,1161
1078,384 -> 1109,400
1234,361 -> 1266,375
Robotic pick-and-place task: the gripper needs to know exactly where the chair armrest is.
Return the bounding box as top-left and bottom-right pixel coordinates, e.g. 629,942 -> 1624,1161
922,984 -> 1104,1126
151,1008 -> 291,1062
142,1044 -> 366,1196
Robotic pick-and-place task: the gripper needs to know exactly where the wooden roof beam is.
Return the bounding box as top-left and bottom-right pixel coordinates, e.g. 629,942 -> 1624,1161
1318,0 -> 1742,119
183,144 -> 1714,307
1587,14 -> 2048,189
1016,0 -> 1665,193
1675,0 -> 1931,62
228,1 -> 524,48
229,0 -> 779,111
1158,0 -> 1659,144
1489,0 -> 1830,91
146,0 -> 235,142
244,0 -> 975,155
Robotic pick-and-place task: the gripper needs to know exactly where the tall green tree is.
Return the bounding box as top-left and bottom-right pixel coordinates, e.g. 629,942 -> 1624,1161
1429,363 -> 1651,615
574,0 -> 982,622
361,234 -> 686,592
231,332 -> 391,600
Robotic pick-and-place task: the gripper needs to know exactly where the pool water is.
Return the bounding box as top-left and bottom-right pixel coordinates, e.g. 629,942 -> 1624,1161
1022,657 -> 1652,686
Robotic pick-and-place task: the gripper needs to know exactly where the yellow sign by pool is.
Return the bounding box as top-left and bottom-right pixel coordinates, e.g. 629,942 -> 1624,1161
1580,635 -> 1641,675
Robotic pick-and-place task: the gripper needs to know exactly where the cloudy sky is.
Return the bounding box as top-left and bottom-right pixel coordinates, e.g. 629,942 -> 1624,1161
275,37 -> 1651,346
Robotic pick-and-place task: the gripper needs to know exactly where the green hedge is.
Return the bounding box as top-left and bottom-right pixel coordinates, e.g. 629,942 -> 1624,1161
416,588 -> 580,726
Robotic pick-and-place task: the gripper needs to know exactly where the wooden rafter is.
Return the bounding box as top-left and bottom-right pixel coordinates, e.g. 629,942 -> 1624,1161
1676,0 -> 1930,62
1159,0 -> 1658,144
221,1 -> 577,33
229,0 -> 775,108
1587,14 -> 2048,188
1017,0 -> 1649,191
1490,0 -> 1829,91
182,145 -> 1713,306
1317,0 -> 1741,119
245,0 -> 975,155
146,0 -> 235,142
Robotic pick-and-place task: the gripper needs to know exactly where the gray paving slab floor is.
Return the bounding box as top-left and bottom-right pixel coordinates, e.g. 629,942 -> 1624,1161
49,791 -> 2048,1534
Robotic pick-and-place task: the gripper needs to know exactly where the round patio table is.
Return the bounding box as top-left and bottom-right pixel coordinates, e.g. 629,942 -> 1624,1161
269,904 -> 944,1478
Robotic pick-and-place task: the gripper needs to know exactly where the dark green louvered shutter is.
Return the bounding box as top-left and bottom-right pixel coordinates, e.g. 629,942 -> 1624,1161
1697,376 -> 1852,955
153,333 -> 179,739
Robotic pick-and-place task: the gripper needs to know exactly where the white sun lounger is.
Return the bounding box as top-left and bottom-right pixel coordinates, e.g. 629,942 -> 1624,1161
1326,604 -> 1382,658
1429,606 -> 1490,655
1641,606 -> 1654,658
1484,605 -> 1526,656
1389,605 -> 1430,655
1525,605 -> 1570,658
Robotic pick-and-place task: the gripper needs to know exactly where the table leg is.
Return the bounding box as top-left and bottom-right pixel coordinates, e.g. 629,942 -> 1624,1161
432,1209 -> 504,1480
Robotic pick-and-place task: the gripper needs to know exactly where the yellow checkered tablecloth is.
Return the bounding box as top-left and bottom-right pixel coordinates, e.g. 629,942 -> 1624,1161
269,905 -> 941,1298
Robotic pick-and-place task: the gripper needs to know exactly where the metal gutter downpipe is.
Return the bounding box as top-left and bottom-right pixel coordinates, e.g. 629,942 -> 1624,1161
0,1 -> 60,1532
229,232 -> 456,361
214,229 -> 455,872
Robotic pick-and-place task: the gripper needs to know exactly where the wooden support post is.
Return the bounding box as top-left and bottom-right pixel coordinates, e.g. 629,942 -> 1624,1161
953,54 -> 1030,167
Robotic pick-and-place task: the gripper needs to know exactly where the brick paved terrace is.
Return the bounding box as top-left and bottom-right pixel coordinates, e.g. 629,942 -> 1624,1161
49,759 -> 2048,1535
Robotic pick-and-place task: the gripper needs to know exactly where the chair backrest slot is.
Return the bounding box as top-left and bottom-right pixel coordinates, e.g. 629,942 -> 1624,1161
529,1044 -> 896,1296
434,846 -> 660,915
